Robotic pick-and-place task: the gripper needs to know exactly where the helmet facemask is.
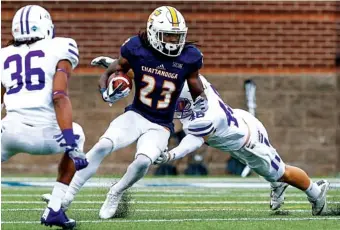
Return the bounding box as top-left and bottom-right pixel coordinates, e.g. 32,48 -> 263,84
156,30 -> 187,56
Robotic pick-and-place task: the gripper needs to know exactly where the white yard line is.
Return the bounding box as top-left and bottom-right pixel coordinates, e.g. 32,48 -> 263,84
2,217 -> 340,224
2,194 -> 339,198
3,200 -> 340,204
3,180 -> 340,188
3,177 -> 339,183
1,208 -> 311,213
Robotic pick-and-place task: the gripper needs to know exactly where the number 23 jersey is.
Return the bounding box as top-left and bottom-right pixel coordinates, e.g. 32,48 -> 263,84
1,37 -> 79,124
121,36 -> 203,132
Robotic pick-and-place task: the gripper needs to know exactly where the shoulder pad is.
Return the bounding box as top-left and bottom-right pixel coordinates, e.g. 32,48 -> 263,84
52,37 -> 79,69
180,45 -> 203,64
187,118 -> 215,137
120,36 -> 142,60
179,45 -> 203,71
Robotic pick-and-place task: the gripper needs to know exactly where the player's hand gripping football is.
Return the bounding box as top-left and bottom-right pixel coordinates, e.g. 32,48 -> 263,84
91,56 -> 130,105
101,84 -> 130,104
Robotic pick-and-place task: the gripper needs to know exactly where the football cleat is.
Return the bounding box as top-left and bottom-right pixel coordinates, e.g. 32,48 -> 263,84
99,189 -> 124,219
270,182 -> 289,210
41,194 -> 72,212
308,179 -> 330,215
40,207 -> 75,229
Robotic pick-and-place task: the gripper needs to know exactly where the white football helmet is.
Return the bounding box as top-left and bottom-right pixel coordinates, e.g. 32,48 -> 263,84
147,6 -> 188,57
12,5 -> 54,41
174,75 -> 209,119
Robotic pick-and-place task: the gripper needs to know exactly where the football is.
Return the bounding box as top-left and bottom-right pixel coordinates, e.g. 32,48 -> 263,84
107,71 -> 133,91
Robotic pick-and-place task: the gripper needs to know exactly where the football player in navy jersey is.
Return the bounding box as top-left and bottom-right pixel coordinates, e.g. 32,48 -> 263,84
42,6 -> 208,219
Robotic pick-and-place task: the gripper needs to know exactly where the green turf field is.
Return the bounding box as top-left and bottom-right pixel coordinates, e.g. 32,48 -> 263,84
1,178 -> 340,230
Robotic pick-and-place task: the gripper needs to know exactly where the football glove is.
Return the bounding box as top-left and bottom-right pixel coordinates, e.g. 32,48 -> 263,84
91,56 -> 116,68
55,130 -> 88,171
154,148 -> 174,165
193,95 -> 208,113
66,147 -> 88,171
100,83 -> 130,104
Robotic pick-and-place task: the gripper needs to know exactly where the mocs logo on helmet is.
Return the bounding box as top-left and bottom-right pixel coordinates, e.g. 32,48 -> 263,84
147,6 -> 188,57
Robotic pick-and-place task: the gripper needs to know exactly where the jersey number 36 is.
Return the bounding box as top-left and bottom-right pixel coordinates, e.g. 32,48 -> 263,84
4,50 -> 45,95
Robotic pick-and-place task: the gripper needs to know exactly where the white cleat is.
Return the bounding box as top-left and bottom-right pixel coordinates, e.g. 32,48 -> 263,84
99,189 -> 124,219
41,193 -> 72,212
308,179 -> 330,216
270,182 -> 289,210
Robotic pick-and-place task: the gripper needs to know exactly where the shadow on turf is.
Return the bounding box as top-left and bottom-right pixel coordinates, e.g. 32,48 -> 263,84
270,210 -> 291,216
328,187 -> 340,216
73,189 -> 133,230
113,189 -> 134,218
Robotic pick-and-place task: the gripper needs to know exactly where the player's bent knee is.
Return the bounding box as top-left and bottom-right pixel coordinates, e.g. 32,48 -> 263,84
133,154 -> 152,171
279,165 -> 290,181
265,167 -> 286,182
88,138 -> 114,160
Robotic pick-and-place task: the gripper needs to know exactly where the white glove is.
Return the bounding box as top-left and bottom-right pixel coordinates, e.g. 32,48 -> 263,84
102,85 -> 130,104
154,148 -> 174,165
91,56 -> 116,68
193,95 -> 208,113
65,147 -> 88,171
67,147 -> 86,159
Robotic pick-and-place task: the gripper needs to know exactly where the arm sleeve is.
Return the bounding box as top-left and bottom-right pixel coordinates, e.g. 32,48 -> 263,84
170,134 -> 204,161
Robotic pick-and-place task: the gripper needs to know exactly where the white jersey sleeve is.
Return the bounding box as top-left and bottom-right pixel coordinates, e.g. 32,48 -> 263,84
52,37 -> 79,69
186,116 -> 215,137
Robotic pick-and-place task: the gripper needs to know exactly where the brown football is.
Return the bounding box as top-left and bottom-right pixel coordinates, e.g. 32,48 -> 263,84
107,71 -> 133,91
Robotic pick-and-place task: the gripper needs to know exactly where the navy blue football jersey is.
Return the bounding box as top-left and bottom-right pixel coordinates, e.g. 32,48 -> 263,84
121,36 -> 203,132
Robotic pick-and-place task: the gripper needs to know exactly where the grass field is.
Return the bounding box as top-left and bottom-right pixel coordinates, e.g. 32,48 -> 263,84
1,177 -> 340,230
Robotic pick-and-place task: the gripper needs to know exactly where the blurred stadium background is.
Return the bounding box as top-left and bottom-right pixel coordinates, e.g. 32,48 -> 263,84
1,1 -> 339,177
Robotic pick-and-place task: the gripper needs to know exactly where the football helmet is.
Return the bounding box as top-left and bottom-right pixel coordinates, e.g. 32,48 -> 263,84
12,5 -> 54,41
147,6 -> 188,57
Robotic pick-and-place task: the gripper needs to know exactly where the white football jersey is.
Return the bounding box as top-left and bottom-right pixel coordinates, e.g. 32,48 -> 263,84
181,81 -> 249,151
1,37 -> 79,125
